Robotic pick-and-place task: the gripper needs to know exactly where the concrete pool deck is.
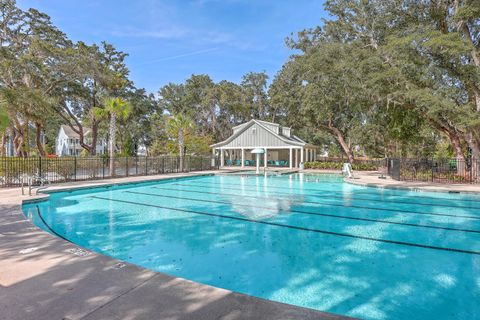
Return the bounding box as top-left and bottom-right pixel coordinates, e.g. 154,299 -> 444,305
344,171 -> 480,194
0,171 -> 349,320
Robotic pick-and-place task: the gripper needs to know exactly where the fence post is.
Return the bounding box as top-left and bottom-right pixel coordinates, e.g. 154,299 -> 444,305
135,156 -> 138,175
145,156 -> 148,175
126,156 -> 129,177
471,157 -> 474,184
2,157 -> 4,187
38,156 -> 42,177
74,157 -> 77,181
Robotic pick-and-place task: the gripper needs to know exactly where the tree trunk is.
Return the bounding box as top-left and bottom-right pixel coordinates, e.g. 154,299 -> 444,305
109,114 -> 116,176
56,102 -> 94,155
90,120 -> 98,156
446,129 -> 466,175
450,132 -> 465,157
429,118 -> 466,174
328,126 -> 354,163
465,132 -> 480,158
12,121 -> 27,157
35,121 -> 46,157
91,79 -> 98,156
178,129 -> 184,172
77,131 -> 93,155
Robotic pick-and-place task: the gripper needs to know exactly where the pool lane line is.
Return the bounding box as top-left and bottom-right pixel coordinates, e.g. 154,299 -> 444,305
125,190 -> 480,234
178,181 -> 480,210
199,175 -> 480,203
202,179 -> 480,206
179,181 -> 480,210
90,195 -> 480,256
159,185 -> 480,221
36,205 -> 73,244
350,190 -> 480,203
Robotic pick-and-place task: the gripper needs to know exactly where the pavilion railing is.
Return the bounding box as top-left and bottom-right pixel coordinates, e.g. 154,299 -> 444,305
0,155 -> 219,188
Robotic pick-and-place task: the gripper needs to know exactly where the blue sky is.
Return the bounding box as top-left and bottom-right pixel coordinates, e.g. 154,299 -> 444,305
17,0 -> 327,93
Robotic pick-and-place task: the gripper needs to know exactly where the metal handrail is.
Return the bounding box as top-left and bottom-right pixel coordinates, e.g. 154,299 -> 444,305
27,174 -> 51,196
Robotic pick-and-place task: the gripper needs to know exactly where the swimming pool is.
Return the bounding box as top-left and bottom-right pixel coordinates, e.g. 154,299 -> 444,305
23,173 -> 480,320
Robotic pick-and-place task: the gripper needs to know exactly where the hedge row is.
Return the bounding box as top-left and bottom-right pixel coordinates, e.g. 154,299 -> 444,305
304,161 -> 380,171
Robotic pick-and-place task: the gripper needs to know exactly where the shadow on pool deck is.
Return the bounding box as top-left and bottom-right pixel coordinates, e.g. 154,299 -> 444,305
0,177 -> 351,320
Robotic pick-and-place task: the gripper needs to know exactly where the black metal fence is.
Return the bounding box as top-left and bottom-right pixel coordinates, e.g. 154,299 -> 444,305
0,155 -> 218,188
387,158 -> 480,184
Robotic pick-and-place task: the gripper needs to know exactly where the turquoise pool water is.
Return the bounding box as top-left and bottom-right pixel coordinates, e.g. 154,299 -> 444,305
23,173 -> 480,319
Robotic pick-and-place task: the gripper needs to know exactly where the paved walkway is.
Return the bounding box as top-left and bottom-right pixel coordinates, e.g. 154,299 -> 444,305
346,171 -> 480,194
0,171 -> 348,320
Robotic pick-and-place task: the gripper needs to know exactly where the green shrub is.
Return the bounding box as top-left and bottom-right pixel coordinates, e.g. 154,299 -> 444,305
304,161 -> 379,171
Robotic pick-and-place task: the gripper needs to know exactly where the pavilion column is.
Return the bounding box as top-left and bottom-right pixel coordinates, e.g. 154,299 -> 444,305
313,149 -> 317,161
289,148 -> 293,169
220,148 -> 225,167
295,149 -> 299,168
301,147 -> 304,165
264,148 -> 268,168
212,148 -> 216,167
241,148 -> 245,168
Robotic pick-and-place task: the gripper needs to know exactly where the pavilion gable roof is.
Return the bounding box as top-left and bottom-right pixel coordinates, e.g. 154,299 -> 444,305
211,119 -> 307,148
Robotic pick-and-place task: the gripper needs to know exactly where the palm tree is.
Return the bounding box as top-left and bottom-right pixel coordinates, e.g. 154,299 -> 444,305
167,114 -> 193,172
94,97 -> 131,176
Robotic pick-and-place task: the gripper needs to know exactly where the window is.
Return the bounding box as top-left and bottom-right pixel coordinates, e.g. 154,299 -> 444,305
251,127 -> 257,135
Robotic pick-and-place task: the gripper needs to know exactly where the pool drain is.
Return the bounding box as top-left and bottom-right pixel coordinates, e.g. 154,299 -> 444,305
112,262 -> 126,270
66,248 -> 91,257
19,247 -> 39,254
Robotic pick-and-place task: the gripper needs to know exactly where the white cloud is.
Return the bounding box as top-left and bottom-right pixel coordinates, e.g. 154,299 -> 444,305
137,47 -> 219,66
110,26 -> 256,51
110,27 -> 189,40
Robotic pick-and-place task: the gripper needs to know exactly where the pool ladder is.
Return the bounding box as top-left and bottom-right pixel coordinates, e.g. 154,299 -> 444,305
21,174 -> 51,196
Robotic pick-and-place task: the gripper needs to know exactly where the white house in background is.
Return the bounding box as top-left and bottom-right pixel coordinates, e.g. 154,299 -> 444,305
211,119 -> 319,169
56,125 -> 107,156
